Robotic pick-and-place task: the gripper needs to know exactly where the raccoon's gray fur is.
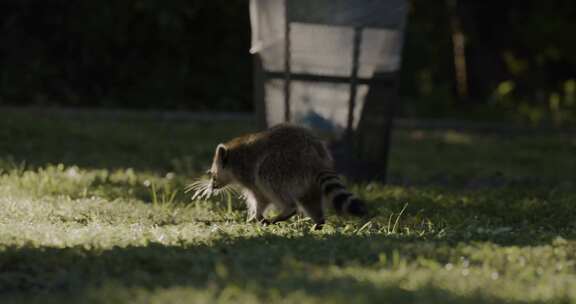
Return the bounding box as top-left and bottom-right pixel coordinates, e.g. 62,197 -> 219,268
207,124 -> 367,228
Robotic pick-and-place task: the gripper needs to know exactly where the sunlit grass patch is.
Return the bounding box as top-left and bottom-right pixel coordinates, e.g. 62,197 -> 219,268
0,110 -> 575,303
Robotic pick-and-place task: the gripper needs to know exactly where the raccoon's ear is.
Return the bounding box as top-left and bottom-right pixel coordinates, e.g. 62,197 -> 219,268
217,144 -> 228,166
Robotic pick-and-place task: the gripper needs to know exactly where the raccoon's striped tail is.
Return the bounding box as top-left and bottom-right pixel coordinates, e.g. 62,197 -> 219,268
317,171 -> 367,217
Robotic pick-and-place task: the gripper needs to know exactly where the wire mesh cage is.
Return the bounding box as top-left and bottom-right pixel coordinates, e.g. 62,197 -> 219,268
250,0 -> 408,181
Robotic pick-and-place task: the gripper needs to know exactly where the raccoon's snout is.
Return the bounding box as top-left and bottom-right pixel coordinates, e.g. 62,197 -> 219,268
211,178 -> 222,190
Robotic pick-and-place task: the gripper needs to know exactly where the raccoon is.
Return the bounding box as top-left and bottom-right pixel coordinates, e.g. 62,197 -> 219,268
207,123 -> 367,228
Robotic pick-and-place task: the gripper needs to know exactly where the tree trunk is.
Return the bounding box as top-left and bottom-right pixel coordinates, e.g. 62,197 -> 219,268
447,0 -> 469,102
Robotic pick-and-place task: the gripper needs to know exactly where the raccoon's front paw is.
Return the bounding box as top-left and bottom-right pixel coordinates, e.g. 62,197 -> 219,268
260,219 -> 271,226
312,222 -> 324,231
247,215 -> 269,225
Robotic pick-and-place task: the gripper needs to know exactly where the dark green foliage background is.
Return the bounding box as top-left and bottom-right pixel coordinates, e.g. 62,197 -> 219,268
0,0 -> 252,110
1,0 -> 575,122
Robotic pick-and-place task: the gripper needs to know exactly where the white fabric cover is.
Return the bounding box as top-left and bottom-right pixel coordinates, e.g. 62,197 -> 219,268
250,0 -> 407,134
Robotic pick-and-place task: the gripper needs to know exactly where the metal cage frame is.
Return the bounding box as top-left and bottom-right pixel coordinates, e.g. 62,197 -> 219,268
252,0 -> 407,182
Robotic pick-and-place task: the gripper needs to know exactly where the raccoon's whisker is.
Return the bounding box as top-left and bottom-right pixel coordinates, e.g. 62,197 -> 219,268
197,186 -> 209,198
186,185 -> 202,194
187,182 -> 203,190
200,185 -> 214,200
228,188 -> 239,197
185,182 -> 202,192
187,178 -> 215,201
217,186 -> 230,197
188,179 -> 203,186
185,180 -> 207,193
216,189 -> 230,202
222,185 -> 238,195
224,186 -> 239,195
193,191 -> 205,201
191,188 -> 203,200
191,182 -> 212,200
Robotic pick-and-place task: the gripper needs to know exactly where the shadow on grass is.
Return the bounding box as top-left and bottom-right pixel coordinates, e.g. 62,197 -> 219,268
0,110 -> 254,174
0,234 -> 565,303
2,109 -> 574,187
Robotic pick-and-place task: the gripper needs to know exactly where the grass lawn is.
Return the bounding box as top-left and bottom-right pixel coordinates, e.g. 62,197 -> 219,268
0,108 -> 575,303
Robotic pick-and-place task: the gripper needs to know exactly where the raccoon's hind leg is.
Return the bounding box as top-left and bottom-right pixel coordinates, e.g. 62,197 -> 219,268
268,206 -> 297,224
265,193 -> 297,224
299,185 -> 325,229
